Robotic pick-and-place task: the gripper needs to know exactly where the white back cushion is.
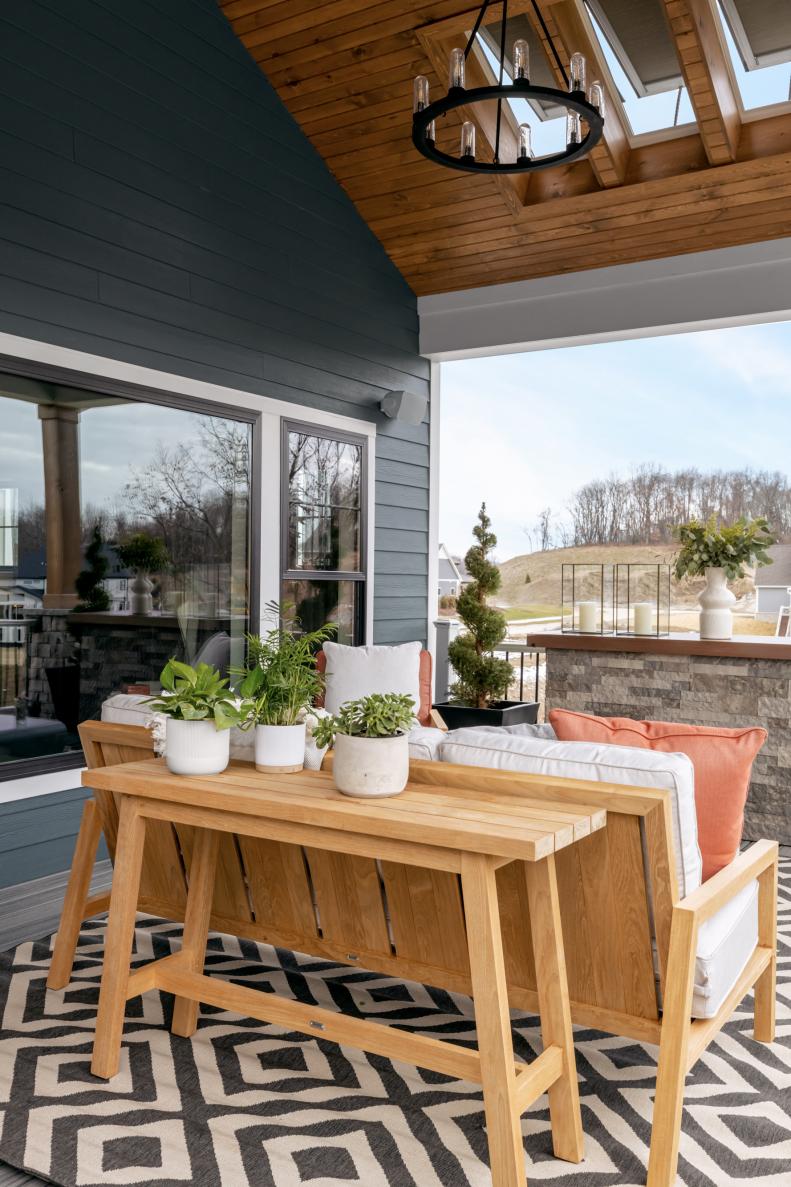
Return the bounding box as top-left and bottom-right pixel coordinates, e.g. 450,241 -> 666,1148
323,641 -> 422,717
440,729 -> 703,897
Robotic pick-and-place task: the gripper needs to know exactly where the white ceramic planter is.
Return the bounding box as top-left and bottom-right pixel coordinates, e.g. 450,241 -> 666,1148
254,722 -> 306,773
332,732 -> 409,798
166,718 -> 230,776
699,566 -> 736,640
129,572 -> 153,615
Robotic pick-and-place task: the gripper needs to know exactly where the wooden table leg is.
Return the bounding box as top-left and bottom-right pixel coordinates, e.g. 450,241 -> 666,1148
172,827 -> 220,1038
462,852 -> 526,1187
47,798 -> 103,990
91,797 -> 146,1079
524,855 -> 584,1164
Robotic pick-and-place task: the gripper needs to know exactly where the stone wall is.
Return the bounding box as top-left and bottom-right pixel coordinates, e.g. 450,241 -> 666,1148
544,648 -> 791,842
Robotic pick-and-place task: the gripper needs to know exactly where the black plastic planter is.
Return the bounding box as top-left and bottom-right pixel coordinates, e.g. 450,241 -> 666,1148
432,700 -> 539,731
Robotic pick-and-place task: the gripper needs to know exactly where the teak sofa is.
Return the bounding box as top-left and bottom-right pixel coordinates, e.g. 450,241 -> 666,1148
49,719 -> 778,1187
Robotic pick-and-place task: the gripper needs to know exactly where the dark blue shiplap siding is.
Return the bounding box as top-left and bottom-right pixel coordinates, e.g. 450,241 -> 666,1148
0,0 -> 430,882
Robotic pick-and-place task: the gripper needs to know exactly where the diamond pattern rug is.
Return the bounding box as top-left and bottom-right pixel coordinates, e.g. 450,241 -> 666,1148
0,859 -> 788,1187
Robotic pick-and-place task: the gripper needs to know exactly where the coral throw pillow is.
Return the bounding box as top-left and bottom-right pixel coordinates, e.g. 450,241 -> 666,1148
548,709 -> 767,880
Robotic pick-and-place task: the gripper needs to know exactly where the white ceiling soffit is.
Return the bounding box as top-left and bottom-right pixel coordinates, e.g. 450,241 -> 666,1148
720,0 -> 791,69
586,0 -> 683,96
417,237 -> 791,360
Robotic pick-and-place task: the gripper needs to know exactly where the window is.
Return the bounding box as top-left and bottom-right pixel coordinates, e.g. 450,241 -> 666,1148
0,369 -> 254,778
281,422 -> 367,645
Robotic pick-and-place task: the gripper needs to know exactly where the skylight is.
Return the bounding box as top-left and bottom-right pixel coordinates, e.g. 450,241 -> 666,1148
477,36 -> 568,158
584,6 -> 695,136
718,2 -> 791,111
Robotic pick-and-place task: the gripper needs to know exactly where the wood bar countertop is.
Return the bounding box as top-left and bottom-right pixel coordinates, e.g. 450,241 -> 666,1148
524,631 -> 791,661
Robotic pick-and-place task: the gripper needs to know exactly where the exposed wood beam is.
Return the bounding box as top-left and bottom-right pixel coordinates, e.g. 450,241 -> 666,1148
662,0 -> 741,165
525,0 -> 630,188
416,29 -> 530,214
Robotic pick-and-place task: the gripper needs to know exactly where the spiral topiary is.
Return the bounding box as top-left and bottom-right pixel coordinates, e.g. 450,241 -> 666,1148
448,503 -> 513,709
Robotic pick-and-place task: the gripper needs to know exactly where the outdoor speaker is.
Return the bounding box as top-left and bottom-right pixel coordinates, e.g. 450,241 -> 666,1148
379,389 -> 428,425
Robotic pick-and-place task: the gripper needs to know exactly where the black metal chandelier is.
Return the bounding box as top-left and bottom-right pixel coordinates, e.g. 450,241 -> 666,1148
412,0 -> 605,174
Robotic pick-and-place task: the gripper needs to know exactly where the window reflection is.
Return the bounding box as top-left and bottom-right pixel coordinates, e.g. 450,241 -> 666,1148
287,432 -> 361,571
0,378 -> 252,771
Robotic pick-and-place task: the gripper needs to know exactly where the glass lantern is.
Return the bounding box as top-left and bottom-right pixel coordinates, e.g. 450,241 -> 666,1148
615,564 -> 671,637
561,564 -> 614,634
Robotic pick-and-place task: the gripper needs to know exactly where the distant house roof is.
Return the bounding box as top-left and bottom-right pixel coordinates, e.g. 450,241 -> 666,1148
754,544 -> 791,588
438,543 -> 472,586
453,555 -> 471,583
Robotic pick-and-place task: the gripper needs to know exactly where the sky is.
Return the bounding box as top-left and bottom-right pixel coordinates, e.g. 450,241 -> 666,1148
439,320 -> 791,561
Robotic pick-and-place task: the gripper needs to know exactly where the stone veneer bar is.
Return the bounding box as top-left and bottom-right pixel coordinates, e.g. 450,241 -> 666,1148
526,632 -> 791,843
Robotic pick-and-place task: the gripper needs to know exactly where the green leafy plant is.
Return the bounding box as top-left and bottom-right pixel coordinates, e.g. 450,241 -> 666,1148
673,516 -> 776,582
147,660 -> 243,730
447,503 -> 513,708
236,605 -> 335,727
74,525 -> 111,612
117,532 -> 170,574
313,693 -> 415,750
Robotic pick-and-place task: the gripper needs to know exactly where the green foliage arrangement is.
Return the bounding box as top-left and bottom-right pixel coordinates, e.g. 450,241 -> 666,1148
74,526 -> 111,612
673,516 -> 776,582
313,693 -> 415,750
447,503 -> 513,709
147,660 -> 243,729
236,605 -> 335,727
117,532 -> 170,574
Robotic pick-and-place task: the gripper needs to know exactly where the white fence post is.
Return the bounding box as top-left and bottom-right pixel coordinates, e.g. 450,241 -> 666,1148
433,617 -> 462,703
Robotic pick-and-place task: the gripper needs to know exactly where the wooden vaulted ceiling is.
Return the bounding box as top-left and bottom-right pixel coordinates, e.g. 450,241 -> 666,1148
219,0 -> 791,296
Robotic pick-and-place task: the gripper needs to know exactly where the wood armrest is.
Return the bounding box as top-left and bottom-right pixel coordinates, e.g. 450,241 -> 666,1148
430,707 -> 448,732
676,840 -> 778,925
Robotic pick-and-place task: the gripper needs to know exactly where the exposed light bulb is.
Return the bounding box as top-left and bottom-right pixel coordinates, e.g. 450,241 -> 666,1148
566,111 -> 581,146
413,75 -> 429,113
449,47 -> 465,89
588,81 -> 605,116
569,51 -> 586,92
460,121 -> 476,158
426,119 -> 436,142
518,123 -> 533,161
513,38 -> 529,81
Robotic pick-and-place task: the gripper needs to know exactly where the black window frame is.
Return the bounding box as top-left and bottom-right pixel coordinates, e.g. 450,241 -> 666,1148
0,354 -> 261,784
280,418 -> 368,645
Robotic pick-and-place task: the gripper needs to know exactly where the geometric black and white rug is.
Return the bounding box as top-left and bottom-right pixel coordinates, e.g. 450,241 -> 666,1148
0,860 -> 788,1187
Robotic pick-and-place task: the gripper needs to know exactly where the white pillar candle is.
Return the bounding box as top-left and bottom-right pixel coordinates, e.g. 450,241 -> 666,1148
633,602 -> 654,635
577,601 -> 598,633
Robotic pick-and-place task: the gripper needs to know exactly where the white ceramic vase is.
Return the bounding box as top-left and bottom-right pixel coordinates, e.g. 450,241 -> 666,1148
254,722 -> 306,773
698,566 -> 736,640
166,718 -> 230,776
332,732 -> 409,798
129,572 -> 153,614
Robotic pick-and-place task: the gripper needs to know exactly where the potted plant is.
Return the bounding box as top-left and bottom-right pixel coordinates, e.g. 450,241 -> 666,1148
434,503 -> 538,729
147,660 -> 242,775
73,525 -> 111,612
116,532 -> 170,615
674,516 -> 776,640
237,614 -> 335,773
313,692 -> 415,797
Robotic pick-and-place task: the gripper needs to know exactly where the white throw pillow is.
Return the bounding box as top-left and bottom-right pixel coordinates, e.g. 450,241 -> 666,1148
322,641 -> 422,717
439,729 -> 702,897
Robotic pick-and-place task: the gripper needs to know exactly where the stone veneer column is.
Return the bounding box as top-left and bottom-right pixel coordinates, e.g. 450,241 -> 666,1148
38,405 -> 81,609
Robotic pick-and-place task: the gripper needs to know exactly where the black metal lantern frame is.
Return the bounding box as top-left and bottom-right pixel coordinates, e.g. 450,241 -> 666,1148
615,564 -> 671,638
561,564 -> 615,635
412,0 -> 605,175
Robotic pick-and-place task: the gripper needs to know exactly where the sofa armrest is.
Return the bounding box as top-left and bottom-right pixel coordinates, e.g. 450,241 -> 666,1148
676,839 -> 778,924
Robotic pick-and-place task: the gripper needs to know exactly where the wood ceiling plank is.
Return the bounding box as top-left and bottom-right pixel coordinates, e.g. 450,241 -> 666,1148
661,0 -> 741,165
219,1 -> 791,295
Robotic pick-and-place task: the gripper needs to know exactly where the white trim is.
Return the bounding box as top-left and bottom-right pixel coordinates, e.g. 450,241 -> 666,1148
426,362 -> 441,657
418,237 -> 791,360
365,441 -> 376,644
0,331 -> 377,800
0,766 -> 87,805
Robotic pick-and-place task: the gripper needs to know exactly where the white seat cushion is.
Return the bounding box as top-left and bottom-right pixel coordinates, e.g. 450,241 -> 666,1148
322,641 -> 422,717
101,692 -> 151,727
692,879 -> 759,1019
439,729 -> 703,897
407,726 -> 446,762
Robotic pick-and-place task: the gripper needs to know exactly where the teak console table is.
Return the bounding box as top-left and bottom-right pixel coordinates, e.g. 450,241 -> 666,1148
83,757 -> 607,1187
